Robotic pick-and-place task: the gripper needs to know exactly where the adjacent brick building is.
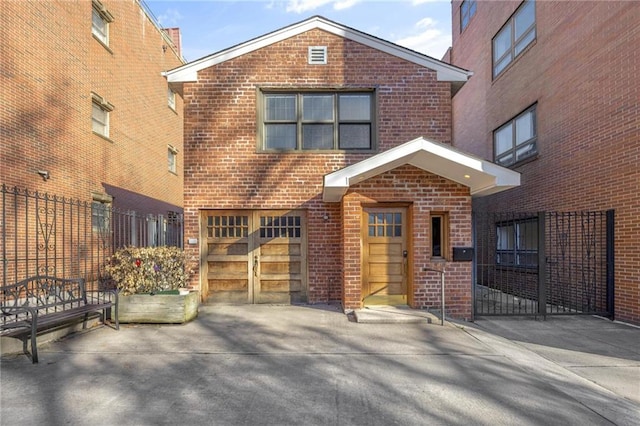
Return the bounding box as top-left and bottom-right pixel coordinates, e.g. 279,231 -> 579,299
1,0 -> 185,283
448,1 -> 639,323
166,16 -> 519,318
1,0 -> 184,214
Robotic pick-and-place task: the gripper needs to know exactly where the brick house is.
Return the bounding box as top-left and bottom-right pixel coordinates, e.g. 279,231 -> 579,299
165,16 -> 519,318
1,0 -> 184,215
447,1 -> 639,323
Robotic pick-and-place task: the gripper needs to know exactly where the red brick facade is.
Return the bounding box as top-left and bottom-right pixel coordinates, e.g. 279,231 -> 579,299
449,1 -> 639,323
1,0 -> 184,212
177,22 -> 477,317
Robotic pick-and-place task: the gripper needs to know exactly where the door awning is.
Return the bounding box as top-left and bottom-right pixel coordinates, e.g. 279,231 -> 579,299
322,137 -> 521,202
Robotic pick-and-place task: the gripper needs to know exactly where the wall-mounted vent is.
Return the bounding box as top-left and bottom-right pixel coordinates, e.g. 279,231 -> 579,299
308,46 -> 327,64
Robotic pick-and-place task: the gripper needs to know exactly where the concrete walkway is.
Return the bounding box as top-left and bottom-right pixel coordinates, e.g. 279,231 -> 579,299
1,304 -> 638,425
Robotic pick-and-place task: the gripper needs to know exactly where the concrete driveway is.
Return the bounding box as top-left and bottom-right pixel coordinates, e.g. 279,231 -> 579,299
1,304 -> 638,425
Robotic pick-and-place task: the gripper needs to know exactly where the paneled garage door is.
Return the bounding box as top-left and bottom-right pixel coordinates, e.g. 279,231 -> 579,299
202,210 -> 307,304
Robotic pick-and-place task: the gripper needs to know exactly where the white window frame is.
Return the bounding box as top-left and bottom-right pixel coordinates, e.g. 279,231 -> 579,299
494,104 -> 537,166
168,145 -> 178,174
492,0 -> 536,78
92,93 -> 114,138
92,0 -> 114,47
168,88 -> 176,110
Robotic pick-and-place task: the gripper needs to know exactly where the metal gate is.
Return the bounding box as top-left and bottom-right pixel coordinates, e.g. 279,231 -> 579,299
473,211 -> 614,318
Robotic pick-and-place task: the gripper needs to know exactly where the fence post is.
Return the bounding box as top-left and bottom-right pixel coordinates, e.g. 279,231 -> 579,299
606,209 -> 615,320
537,211 -> 547,318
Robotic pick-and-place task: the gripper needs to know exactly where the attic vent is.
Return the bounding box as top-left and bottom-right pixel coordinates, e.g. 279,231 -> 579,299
308,46 -> 327,65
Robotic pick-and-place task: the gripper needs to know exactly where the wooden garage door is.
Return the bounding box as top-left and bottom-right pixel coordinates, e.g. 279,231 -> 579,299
203,210 -> 307,304
362,207 -> 408,306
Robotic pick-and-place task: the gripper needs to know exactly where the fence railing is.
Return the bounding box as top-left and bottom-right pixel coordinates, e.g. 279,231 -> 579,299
1,185 -> 183,287
473,210 -> 614,317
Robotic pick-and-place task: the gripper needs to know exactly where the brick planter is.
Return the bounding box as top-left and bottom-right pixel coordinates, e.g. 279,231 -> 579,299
118,291 -> 199,324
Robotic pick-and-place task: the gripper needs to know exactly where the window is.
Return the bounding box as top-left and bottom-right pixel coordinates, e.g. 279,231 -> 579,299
261,91 -> 374,151
496,218 -> 538,267
91,93 -> 114,138
494,104 -> 536,166
92,0 -> 114,47
91,193 -> 112,233
431,212 -> 449,259
460,0 -> 477,31
168,88 -> 176,110
168,145 -> 178,173
492,0 -> 535,78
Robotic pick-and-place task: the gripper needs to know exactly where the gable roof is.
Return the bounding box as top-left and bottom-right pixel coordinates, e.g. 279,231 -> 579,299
322,137 -> 521,202
163,15 -> 472,88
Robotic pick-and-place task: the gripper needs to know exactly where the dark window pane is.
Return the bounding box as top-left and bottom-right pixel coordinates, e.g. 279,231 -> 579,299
339,124 -> 370,149
265,124 -> 296,149
303,124 -> 333,149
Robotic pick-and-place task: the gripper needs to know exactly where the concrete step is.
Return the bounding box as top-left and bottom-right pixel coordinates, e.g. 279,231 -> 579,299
353,306 -> 438,324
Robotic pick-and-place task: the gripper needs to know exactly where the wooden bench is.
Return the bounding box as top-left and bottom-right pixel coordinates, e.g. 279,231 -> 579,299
0,276 -> 119,363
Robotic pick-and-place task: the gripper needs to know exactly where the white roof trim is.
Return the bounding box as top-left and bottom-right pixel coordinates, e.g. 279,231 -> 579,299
164,16 -> 472,84
322,137 -> 521,202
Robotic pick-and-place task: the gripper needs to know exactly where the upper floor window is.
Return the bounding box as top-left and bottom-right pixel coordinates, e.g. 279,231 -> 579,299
460,0 -> 477,32
494,104 -> 537,167
260,91 -> 375,151
168,145 -> 178,173
92,0 -> 114,47
92,93 -> 114,138
168,88 -> 176,110
493,0 -> 535,78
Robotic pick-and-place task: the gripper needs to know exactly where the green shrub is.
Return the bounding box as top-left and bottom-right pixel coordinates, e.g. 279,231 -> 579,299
106,246 -> 189,295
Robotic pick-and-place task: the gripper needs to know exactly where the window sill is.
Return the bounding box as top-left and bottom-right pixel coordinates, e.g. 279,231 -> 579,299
92,34 -> 113,54
93,131 -> 114,143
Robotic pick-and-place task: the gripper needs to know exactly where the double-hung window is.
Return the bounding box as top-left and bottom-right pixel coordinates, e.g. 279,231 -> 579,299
168,145 -> 178,173
493,0 -> 536,78
496,218 -> 538,268
261,91 -> 374,151
92,0 -> 114,47
91,193 -> 112,234
494,104 -> 536,166
92,93 -> 114,138
460,0 -> 477,32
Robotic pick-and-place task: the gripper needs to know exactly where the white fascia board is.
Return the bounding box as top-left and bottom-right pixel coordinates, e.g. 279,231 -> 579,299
164,16 -> 472,84
322,137 -> 520,202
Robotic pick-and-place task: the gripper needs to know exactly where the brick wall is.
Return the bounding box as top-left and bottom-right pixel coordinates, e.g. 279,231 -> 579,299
1,0 -> 184,212
182,28 -> 472,315
342,165 -> 472,318
450,1 -> 640,323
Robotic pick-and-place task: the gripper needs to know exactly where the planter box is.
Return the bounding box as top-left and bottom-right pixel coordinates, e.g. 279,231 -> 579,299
118,291 -> 199,324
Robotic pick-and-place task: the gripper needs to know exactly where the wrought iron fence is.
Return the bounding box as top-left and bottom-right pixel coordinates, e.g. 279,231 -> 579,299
1,185 -> 183,287
473,210 -> 614,318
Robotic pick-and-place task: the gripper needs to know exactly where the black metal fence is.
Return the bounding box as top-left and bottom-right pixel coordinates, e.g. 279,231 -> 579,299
473,210 -> 614,318
1,185 -> 183,287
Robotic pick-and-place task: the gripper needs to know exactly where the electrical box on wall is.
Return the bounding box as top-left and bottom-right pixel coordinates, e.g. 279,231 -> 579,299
452,247 -> 474,262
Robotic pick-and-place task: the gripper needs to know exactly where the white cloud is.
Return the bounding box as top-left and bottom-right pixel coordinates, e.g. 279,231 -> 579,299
285,0 -> 359,13
393,17 -> 451,59
156,8 -> 183,27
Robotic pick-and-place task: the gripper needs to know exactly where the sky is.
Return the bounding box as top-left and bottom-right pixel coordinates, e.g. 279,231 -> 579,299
143,0 -> 454,63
